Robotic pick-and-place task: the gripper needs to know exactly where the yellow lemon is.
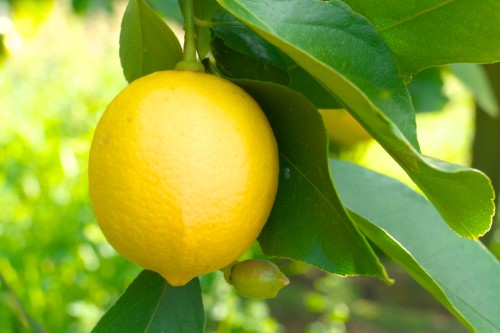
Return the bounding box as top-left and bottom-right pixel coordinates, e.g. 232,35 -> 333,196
319,109 -> 371,147
88,71 -> 279,286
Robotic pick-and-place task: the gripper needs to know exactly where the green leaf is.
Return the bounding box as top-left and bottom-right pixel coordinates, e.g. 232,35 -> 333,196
217,0 -> 495,239
407,67 -> 447,113
211,10 -> 293,68
119,0 -> 183,83
211,12 -> 341,109
212,12 -> 445,112
450,64 -> 499,118
211,36 -> 290,84
147,0 -> 183,23
343,0 -> 500,76
331,159 -> 500,333
236,80 -> 390,282
217,0 -> 418,148
194,0 -> 218,58
92,271 -> 205,333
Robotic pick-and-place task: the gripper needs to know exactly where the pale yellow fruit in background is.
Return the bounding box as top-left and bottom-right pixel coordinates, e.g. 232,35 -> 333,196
319,108 -> 371,147
88,71 -> 279,286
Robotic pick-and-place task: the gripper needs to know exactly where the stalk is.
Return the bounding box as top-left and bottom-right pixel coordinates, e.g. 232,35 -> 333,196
175,0 -> 205,72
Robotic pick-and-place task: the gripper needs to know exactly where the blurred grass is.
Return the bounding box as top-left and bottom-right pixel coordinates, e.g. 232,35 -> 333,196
0,2 -> 486,333
0,3 -> 281,332
0,3 -> 141,332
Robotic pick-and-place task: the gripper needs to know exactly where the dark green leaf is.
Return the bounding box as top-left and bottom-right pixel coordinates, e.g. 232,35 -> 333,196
211,10 -> 341,108
450,64 -> 499,118
119,0 -> 183,83
211,36 -> 290,84
331,159 -> 500,333
212,10 -> 293,68
407,67 -> 447,113
343,0 -> 500,76
236,80 -> 390,282
217,0 -> 419,148
92,271 -> 205,333
217,0 -> 495,239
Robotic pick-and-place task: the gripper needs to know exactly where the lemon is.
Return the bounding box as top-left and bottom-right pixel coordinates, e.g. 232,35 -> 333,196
88,71 -> 279,286
224,259 -> 289,300
319,108 -> 371,147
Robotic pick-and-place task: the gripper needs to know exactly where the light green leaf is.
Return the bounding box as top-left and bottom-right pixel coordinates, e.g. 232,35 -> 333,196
331,159 -> 500,333
148,0 -> 183,23
216,0 -> 495,238
92,271 -> 205,333
194,0 -> 218,58
407,67 -> 447,113
119,0 -> 183,83
237,80 -> 390,282
451,64 -> 499,117
343,0 -> 500,76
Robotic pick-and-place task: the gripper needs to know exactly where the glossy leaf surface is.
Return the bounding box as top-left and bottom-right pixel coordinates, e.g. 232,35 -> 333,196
217,0 -> 495,239
237,80 -> 389,282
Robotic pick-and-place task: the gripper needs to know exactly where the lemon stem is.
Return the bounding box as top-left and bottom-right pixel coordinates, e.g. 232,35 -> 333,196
175,0 -> 205,72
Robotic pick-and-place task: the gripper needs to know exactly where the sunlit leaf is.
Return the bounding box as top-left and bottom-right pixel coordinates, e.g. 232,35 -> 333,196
451,64 -> 499,118
119,0 -> 183,82
217,0 -> 495,239
331,159 -> 500,333
343,0 -> 500,76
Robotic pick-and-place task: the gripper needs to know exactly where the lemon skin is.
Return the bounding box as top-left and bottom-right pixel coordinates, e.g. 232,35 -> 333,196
88,71 -> 279,286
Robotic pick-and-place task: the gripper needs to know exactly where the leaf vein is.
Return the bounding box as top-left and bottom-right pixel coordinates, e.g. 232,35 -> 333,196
378,0 -> 458,33
142,282 -> 168,333
279,152 -> 361,237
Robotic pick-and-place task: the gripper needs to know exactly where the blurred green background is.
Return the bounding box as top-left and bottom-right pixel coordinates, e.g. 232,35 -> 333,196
0,1 -> 498,332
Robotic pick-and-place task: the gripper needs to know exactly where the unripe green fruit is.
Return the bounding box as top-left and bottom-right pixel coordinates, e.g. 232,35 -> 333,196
223,259 -> 289,300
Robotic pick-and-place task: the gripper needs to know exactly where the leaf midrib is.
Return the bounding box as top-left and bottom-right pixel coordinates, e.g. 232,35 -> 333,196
279,152 -> 363,239
437,277 -> 500,331
378,0 -> 458,33
142,283 -> 168,333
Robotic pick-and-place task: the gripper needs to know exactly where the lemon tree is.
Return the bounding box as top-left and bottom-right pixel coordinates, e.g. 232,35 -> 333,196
90,0 -> 500,332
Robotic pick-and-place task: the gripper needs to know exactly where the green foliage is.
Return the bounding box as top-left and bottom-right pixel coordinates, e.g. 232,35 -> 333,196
3,0 -> 500,332
407,67 -> 448,113
94,0 -> 500,331
119,0 -> 183,82
332,159 -> 500,332
92,271 -> 205,333
451,64 -> 499,117
216,0 -> 495,240
239,80 -> 389,281
0,9 -> 140,332
343,0 -> 500,76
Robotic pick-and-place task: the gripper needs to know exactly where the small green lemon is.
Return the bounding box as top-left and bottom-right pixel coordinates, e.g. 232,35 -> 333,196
224,259 -> 289,299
